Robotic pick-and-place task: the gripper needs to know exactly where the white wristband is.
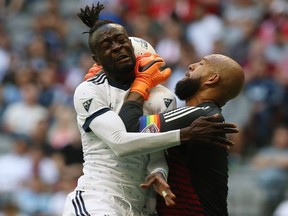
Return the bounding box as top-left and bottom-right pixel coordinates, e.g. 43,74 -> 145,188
151,168 -> 168,182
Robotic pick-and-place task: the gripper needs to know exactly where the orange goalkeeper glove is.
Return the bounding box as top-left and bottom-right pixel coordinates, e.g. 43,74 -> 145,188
130,52 -> 171,100
84,63 -> 102,80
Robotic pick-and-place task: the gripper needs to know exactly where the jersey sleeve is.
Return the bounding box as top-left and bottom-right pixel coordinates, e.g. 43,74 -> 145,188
89,110 -> 180,157
120,102 -> 220,133
140,106 -> 210,132
147,150 -> 168,181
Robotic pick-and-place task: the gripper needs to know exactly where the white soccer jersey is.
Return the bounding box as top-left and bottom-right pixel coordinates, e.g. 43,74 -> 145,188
71,72 -> 178,215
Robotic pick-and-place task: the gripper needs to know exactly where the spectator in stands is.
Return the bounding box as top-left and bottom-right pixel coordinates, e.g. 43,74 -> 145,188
2,82 -> 49,137
251,123 -> 288,213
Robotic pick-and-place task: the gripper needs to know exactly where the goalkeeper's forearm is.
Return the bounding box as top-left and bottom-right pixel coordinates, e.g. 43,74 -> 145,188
119,97 -> 143,132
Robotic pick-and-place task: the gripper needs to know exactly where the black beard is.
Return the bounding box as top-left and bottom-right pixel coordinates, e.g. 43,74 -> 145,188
175,77 -> 201,101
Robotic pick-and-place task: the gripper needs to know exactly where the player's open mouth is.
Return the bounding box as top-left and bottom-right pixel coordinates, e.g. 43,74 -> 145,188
116,55 -> 130,63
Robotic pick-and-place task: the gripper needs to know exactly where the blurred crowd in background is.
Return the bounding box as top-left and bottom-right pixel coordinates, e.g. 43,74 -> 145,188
0,0 -> 288,215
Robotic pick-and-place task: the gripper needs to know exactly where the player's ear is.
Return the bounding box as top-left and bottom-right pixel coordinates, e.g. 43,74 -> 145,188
205,73 -> 220,85
92,54 -> 101,66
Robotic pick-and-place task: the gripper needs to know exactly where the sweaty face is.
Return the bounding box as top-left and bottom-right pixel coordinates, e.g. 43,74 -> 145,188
92,24 -> 136,76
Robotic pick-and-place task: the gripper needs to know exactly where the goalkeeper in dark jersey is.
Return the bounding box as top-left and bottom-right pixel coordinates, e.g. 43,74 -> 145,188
118,54 -> 245,216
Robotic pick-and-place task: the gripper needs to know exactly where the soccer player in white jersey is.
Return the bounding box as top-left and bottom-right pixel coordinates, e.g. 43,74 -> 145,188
63,3 -> 239,216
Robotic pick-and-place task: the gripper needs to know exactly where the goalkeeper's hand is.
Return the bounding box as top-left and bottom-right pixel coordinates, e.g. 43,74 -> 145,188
131,52 -> 171,100
84,63 -> 102,80
83,51 -> 146,81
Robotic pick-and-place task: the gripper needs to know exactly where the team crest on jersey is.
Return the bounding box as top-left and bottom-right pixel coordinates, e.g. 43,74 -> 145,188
164,98 -> 173,108
83,99 -> 93,112
141,123 -> 159,133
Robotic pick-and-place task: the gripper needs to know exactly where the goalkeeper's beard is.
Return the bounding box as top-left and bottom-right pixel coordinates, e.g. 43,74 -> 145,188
175,77 -> 201,101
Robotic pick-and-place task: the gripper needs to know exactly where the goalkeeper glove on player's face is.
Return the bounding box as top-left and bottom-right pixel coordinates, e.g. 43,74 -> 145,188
130,52 -> 171,100
84,36 -> 156,81
84,52 -> 171,98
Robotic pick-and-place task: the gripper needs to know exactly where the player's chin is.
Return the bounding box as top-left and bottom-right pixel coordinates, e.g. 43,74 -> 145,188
117,61 -> 135,73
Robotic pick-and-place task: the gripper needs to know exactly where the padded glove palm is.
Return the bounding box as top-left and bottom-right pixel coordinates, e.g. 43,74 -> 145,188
131,53 -> 171,100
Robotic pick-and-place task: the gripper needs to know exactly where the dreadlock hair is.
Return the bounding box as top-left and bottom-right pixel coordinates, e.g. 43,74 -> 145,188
77,2 -> 115,52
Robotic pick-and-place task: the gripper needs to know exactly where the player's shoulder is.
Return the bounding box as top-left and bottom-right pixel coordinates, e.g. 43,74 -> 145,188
74,81 -> 93,97
197,101 -> 222,117
85,72 -> 107,83
76,73 -> 107,91
149,85 -> 176,106
197,101 -> 219,109
74,77 -> 108,101
149,84 -> 174,98
144,85 -> 177,113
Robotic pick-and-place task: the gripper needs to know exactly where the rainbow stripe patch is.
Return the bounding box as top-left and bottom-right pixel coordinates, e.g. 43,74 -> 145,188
139,114 -> 161,133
